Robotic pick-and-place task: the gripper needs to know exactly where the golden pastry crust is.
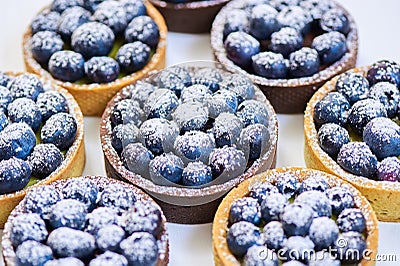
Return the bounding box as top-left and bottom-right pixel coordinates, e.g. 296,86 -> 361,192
212,167 -> 379,266
22,1 -> 167,116
0,72 -> 85,229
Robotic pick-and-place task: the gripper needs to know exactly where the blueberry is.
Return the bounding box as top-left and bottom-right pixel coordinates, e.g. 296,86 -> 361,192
16,240 -> 53,266
174,131 -> 215,164
337,208 -> 366,233
277,6 -> 312,35
9,74 -> 44,101
220,74 -> 255,103
313,92 -> 350,127
236,100 -> 269,127
335,72 -> 370,104
299,175 -> 330,193
31,9 -> 60,34
89,251 -> 128,266
10,213 -> 48,247
47,227 -> 95,260
121,143 -> 154,178
144,89 -> 179,119
181,161 -> 213,186
85,207 -> 118,235
0,111 -> 8,132
172,102 -> 208,133
27,144 -> 63,178
337,142 -> 378,178
120,0 -> 147,22
229,197 -> 261,225
36,91 -> 69,121
0,72 -> 11,88
149,152 -> 184,184
320,8 -> 350,34
281,203 -> 314,236
363,117 -> 400,159
24,186 -> 61,219
209,146 -> 247,179
92,1 -> 128,35
269,27 -> 303,58
51,0 -> 83,13
333,232 -> 366,264
62,178 -> 98,211
85,56 -> 120,83
31,31 -> 64,64
180,84 -> 212,103
120,232 -> 159,266
289,47 -> 320,78
244,245 -> 278,266
309,217 -> 339,250
252,51 -> 288,78
212,112 -> 243,147
317,123 -> 349,158
238,124 -> 270,161
377,157 -> 400,182
326,186 -> 355,215
262,221 -> 287,250
71,22 -> 115,59
128,81 -> 155,108
312,31 -> 347,65
249,4 -> 280,40
125,16 -> 160,49
261,192 -> 288,223
249,182 -> 279,204
206,89 -> 239,119
96,225 -> 126,252
281,236 -> 315,263
308,251 -> 340,266
347,99 -> 387,135
48,50 -> 85,82
45,257 -> 84,266
191,68 -> 222,93
0,123 -> 36,160
57,6 -> 91,42
111,99 -> 143,127
82,0 -> 103,12
299,0 -> 333,20
7,98 -> 42,132
225,31 -> 260,68
157,66 -> 191,97
367,60 -> 400,87
295,190 -> 332,217
275,173 -> 300,199
223,9 -> 249,39
227,221 -> 261,258
48,199 -> 87,230
368,82 -> 400,118
41,113 -> 77,150
0,85 -> 13,112
99,183 -> 136,211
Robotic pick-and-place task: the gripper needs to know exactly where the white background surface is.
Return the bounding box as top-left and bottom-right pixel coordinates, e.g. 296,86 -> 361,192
1,0 -> 400,265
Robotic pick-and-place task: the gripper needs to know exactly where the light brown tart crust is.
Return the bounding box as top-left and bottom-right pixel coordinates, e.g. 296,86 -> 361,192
212,167 -> 379,266
1,176 -> 169,266
100,66 -> 278,224
304,65 -> 400,222
211,0 -> 358,114
22,1 -> 167,116
149,0 -> 229,33
0,73 -> 85,229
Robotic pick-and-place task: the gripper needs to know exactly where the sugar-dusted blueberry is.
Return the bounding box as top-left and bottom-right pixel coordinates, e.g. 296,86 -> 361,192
174,131 -> 215,164
71,22 -> 115,59
367,59 -> 400,87
227,221 -> 261,258
85,56 -> 120,83
0,111 -> 7,132
337,142 -> 378,178
111,123 -> 139,153
277,6 -> 312,35
299,0 -> 333,20
89,251 -> 128,266
82,0 -> 103,12
31,9 -> 60,34
111,99 -> 143,128
209,146 -> 247,180
236,100 -> 269,127
57,6 -> 91,42
62,178 -> 98,211
181,161 -> 213,186
238,124 -> 270,161
144,88 -> 179,119
244,245 -> 278,266
191,68 -> 222,93
171,101 -> 208,133
47,227 -> 95,260
0,123 -> 36,160
249,4 -> 280,40
49,199 -> 87,230
128,81 -> 155,108
333,232 -> 366,264
180,84 -> 212,103
220,74 -> 255,103
269,27 -> 303,58
261,192 -> 288,223
309,217 -> 339,250
149,152 -> 184,184
281,202 -> 314,236
45,257 -> 84,266
347,99 -> 387,135
48,50 -> 85,82
31,31 -> 64,64
99,183 -> 136,211
157,66 -> 191,97
120,40 -> 154,75
229,197 -> 261,225
24,186 -> 61,219
317,123 -> 349,157
96,225 -> 126,252
7,98 -> 42,132
223,9 -> 249,39
312,31 -> 347,65
120,232 -> 159,266
121,143 -> 154,178
295,190 -> 332,217
212,112 -> 243,148
85,207 -> 118,235
337,208 -> 366,233
8,73 -> 44,101
274,173 -> 299,198
262,221 -> 287,250
206,89 -> 239,119
299,175 -> 330,193
51,0 -> 83,13
36,91 -> 68,121
41,113 -> 77,150
28,144 -> 63,178
252,51 -> 288,79
0,86 -> 13,112
368,82 -> 400,118
320,8 -> 350,34
16,240 -> 53,266
225,31 -> 260,68
121,0 -> 147,22
313,92 -> 350,127
125,15 -> 160,49
377,157 -> 400,182
249,182 -> 279,203
10,213 -> 48,247
335,72 -> 370,104
92,1 -> 128,35
289,47 -> 320,78
281,236 -> 315,263
0,72 -> 11,88
326,186 -> 355,215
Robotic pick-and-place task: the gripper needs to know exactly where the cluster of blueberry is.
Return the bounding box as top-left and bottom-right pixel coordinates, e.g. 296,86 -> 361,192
29,0 -> 160,83
110,66 -> 272,187
222,0 -> 350,78
0,73 -> 77,195
314,60 -> 400,181
7,177 -> 165,266
226,173 -> 368,265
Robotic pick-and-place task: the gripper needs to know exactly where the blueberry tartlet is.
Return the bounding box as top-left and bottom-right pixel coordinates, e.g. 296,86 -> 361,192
212,167 -> 378,266
305,60 -> 400,222
23,0 -> 167,116
0,72 -> 84,228
211,0 -> 358,113
1,176 -> 169,266
100,64 -> 278,223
